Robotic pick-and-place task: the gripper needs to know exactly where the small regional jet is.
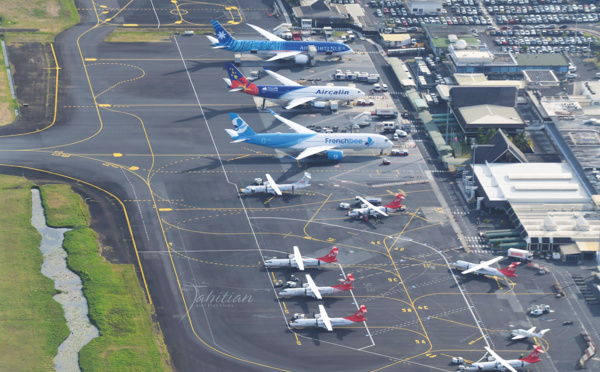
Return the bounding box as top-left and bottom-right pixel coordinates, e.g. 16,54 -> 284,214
510,327 -> 550,341
207,20 -> 353,64
224,63 -> 364,109
453,257 -> 520,278
464,346 -> 544,372
241,173 -> 311,195
348,194 -> 405,220
289,305 -> 367,331
278,274 -> 355,299
226,112 -> 393,160
263,246 -> 338,270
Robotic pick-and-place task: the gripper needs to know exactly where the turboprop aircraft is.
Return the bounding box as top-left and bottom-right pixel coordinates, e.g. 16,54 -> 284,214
348,194 -> 405,220
289,305 -> 367,331
224,63 -> 364,109
463,346 -> 544,371
226,112 -> 392,160
510,327 -> 550,340
453,257 -> 520,278
207,20 -> 353,64
278,274 -> 354,299
241,173 -> 310,195
263,246 -> 338,270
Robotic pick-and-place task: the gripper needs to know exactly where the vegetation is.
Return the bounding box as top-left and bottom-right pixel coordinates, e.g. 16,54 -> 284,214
0,42 -> 16,125
0,0 -> 80,34
104,28 -> 213,42
0,176 -> 69,370
39,184 -> 171,371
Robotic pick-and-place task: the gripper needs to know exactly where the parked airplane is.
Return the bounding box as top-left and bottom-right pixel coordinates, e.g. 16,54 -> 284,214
224,63 -> 364,109
263,246 -> 338,270
463,346 -> 544,372
453,257 -> 520,278
226,112 -> 393,160
289,304 -> 367,331
278,274 -> 354,299
207,20 -> 353,64
510,327 -> 550,340
241,173 -> 311,195
348,194 -> 405,220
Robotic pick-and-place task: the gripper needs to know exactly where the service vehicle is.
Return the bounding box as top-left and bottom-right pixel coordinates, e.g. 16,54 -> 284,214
507,248 -> 533,261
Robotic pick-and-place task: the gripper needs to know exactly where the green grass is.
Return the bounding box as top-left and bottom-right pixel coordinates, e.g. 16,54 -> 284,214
104,28 -> 213,42
39,184 -> 171,371
0,176 -> 70,371
0,0 -> 80,33
0,41 -> 16,125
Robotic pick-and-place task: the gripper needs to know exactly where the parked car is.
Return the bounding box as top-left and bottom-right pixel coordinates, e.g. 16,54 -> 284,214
391,148 -> 409,156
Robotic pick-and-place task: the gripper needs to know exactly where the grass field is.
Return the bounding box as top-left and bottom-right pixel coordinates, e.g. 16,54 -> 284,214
0,176 -> 69,370
104,28 -> 213,43
39,184 -> 171,371
0,44 -> 16,126
0,0 -> 80,34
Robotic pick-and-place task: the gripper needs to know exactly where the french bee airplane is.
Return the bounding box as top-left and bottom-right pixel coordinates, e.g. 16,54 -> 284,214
348,194 -> 405,220
226,111 -> 393,160
453,256 -> 520,278
278,274 -> 354,299
462,346 -> 544,371
207,20 -> 353,64
241,173 -> 311,195
510,327 -> 550,341
224,63 -> 364,109
289,304 -> 367,331
263,246 -> 338,270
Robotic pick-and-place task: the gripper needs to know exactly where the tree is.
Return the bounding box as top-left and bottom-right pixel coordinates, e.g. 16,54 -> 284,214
510,132 -> 531,153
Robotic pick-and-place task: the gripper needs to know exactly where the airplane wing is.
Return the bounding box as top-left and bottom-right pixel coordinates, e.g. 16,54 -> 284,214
263,68 -> 301,86
269,110 -> 316,134
484,347 -> 517,372
296,146 -> 336,160
305,274 -> 322,299
511,334 -> 526,340
318,304 -> 333,331
246,24 -> 285,42
461,256 -> 504,275
293,246 -> 304,271
285,97 -> 317,110
527,326 -> 536,333
357,196 -> 388,217
265,174 -> 282,195
266,51 -> 303,62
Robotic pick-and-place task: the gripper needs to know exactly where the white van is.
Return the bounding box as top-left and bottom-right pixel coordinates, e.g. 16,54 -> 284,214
383,121 -> 397,132
372,83 -> 382,92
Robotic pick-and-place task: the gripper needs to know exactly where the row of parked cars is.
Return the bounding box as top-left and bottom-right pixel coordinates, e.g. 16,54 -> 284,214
488,3 -> 598,15
483,0 -> 565,4
495,34 -> 595,46
499,44 -> 590,54
495,12 -> 599,24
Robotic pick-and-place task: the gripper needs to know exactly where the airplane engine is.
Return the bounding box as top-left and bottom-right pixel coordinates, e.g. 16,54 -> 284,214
327,150 -> 343,160
294,54 -> 309,64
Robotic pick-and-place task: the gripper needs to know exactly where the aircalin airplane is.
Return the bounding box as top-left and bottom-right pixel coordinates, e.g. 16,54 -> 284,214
263,246 -> 338,270
241,173 -> 311,195
278,274 -> 354,299
225,111 -> 393,160
453,256 -> 520,278
224,63 -> 365,109
464,346 -> 544,372
207,20 -> 353,64
289,305 -> 367,331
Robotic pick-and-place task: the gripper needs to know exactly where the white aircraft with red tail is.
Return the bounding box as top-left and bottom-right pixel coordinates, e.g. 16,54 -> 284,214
463,346 -> 544,371
289,305 -> 367,331
263,246 -> 338,270
348,194 -> 405,220
278,274 -> 354,299
453,256 -> 520,278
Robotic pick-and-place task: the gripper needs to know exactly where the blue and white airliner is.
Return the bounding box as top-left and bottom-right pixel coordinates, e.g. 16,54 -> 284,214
207,20 -> 354,64
225,111 -> 393,160
224,63 -> 364,109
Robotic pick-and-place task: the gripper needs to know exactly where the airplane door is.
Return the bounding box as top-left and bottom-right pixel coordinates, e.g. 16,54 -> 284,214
261,138 -> 267,145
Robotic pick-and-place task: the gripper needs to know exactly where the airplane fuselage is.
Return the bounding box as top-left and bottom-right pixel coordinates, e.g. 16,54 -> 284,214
222,39 -> 353,56
239,132 -> 392,151
242,184 -> 299,195
252,84 -> 364,101
465,359 -> 533,371
278,286 -> 346,298
264,257 -> 323,269
289,317 -> 355,329
453,260 -> 505,278
348,206 -> 397,219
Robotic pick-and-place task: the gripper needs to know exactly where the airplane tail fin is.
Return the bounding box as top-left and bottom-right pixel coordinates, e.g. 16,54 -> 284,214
343,305 -> 367,322
317,246 -> 338,263
519,346 -> 544,363
332,274 -> 354,290
294,172 -> 311,187
227,113 -> 256,140
498,262 -> 521,277
210,20 -> 235,47
384,193 -> 404,209
225,63 -> 259,95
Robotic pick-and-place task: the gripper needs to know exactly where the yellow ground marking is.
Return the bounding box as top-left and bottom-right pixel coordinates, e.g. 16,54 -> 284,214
84,58 -> 97,61
158,208 -> 172,212
113,153 -> 123,157
303,193 -> 332,239
122,24 -> 139,26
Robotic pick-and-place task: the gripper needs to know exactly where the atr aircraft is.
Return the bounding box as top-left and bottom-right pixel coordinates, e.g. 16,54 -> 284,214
464,346 -> 544,371
289,305 -> 367,331
240,173 -> 311,195
263,246 -> 338,270
453,257 -> 520,278
278,274 -> 354,299
207,20 -> 353,64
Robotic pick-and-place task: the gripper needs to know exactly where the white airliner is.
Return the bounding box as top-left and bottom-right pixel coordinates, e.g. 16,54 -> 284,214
348,194 -> 405,220
289,304 -> 367,331
510,327 -> 550,340
241,173 -> 311,195
263,246 -> 338,270
278,274 -> 354,299
226,111 -> 393,160
464,346 -> 544,372
453,257 -> 520,278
